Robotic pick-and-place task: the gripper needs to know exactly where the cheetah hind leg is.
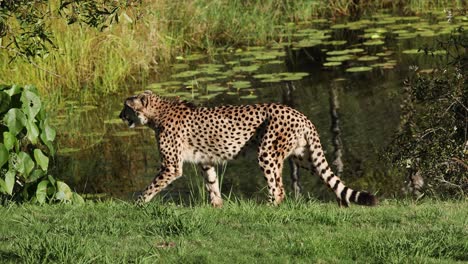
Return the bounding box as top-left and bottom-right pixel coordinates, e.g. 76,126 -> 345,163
199,165 -> 223,208
288,158 -> 302,197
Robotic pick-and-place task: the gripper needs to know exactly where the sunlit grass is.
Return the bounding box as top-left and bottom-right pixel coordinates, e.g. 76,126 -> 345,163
0,199 -> 466,263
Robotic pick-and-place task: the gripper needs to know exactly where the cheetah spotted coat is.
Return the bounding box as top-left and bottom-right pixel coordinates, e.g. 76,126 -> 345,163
119,90 -> 377,207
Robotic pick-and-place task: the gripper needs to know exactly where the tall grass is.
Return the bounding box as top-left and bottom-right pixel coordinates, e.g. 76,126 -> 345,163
0,0 -> 464,102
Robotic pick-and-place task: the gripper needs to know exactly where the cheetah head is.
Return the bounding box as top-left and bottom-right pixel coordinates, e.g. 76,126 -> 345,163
119,90 -> 153,128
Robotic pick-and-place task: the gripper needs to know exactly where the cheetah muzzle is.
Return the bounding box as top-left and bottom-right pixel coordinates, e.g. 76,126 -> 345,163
120,90 -> 378,208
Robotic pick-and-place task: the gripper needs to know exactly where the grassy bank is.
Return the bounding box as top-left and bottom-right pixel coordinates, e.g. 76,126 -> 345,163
0,199 -> 466,263
0,0 -> 464,102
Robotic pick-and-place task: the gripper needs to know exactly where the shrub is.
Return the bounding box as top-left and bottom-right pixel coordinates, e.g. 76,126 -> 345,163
0,84 -> 82,204
388,27 -> 467,197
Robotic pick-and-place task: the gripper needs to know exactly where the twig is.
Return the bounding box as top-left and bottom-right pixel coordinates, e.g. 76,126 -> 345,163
451,157 -> 468,170
0,45 -> 62,78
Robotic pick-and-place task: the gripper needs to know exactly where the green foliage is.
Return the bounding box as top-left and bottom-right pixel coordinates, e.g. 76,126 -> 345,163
388,27 -> 467,197
0,0 -> 135,60
0,84 -> 81,203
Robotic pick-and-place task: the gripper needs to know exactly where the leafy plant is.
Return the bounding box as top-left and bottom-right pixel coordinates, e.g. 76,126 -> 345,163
0,84 -> 82,203
388,27 -> 467,197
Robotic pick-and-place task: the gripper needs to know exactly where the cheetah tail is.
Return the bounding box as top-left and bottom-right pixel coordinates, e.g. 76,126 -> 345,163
307,132 -> 378,207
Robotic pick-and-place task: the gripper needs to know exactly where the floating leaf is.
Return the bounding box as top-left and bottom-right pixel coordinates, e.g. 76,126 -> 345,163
206,84 -> 228,92
357,55 -> 379,62
323,62 -> 342,67
346,66 -> 373,73
280,72 -> 309,81
232,65 -> 260,73
240,94 -> 258,100
363,40 -> 385,46
232,81 -> 251,89
172,70 -> 200,78
327,55 -> 354,62
327,50 -> 350,56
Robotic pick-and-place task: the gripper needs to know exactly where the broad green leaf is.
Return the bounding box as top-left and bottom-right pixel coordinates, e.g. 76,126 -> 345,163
36,180 -> 49,204
27,169 -> 45,183
0,143 -> 8,168
21,90 -> 42,119
26,119 -> 40,144
4,84 -> 21,96
40,119 -> 56,142
3,132 -> 16,150
3,108 -> 27,135
47,175 -> 56,186
72,193 -> 85,204
0,178 -> 6,194
56,181 -> 73,201
0,91 -> 10,114
24,85 -> 39,94
34,149 -> 49,171
41,138 -> 55,156
5,170 -> 15,195
17,152 -> 35,177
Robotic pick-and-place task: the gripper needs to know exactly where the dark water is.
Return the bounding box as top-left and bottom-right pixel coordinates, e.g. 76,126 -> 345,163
51,12 -> 464,202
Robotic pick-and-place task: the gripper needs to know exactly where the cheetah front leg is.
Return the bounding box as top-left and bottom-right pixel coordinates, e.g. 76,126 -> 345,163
200,165 -> 223,208
137,162 -> 183,204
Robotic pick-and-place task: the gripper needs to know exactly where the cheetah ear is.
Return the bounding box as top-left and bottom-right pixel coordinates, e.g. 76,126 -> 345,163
140,93 -> 150,108
125,97 -> 136,108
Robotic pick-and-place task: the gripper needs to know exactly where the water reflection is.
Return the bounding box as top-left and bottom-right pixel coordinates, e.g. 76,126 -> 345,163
51,12 -> 464,202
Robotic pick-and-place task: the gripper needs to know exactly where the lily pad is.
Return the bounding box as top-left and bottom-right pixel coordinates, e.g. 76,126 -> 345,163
357,55 -> 379,62
323,61 -> 342,67
172,70 -> 200,78
363,40 -> 385,46
233,65 -> 260,73
346,66 -> 373,73
231,81 -> 251,89
206,84 -> 228,92
327,55 -> 354,62
240,94 -> 258,100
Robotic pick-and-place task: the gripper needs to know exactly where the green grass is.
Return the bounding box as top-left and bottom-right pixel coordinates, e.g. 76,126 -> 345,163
0,199 -> 466,263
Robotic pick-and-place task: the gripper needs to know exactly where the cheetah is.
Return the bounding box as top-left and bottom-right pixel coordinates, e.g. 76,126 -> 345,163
119,90 -> 378,207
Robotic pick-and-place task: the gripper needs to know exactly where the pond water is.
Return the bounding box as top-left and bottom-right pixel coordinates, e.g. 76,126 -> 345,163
51,12 -> 466,202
